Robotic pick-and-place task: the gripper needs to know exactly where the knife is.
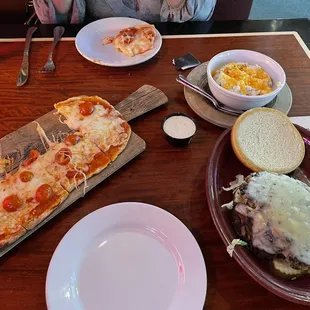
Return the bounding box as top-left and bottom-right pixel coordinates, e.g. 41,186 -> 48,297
16,26 -> 38,87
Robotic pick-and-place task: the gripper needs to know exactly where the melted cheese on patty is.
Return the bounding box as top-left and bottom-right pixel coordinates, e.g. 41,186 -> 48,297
244,172 -> 310,264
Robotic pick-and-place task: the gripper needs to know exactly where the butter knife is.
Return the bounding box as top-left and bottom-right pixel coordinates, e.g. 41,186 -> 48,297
16,26 -> 38,87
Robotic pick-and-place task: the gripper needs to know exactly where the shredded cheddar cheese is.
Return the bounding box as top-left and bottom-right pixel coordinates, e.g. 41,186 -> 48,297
213,62 -> 276,96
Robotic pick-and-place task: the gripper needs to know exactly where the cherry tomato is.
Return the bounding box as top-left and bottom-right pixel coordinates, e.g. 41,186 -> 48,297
23,150 -> 40,166
55,148 -> 72,165
66,170 -> 83,179
79,102 -> 94,116
65,170 -> 76,179
35,184 -> 54,203
64,134 -> 81,146
20,171 -> 34,183
3,195 -> 22,212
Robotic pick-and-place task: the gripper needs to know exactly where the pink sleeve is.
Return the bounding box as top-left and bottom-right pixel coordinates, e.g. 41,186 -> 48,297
33,0 -> 85,24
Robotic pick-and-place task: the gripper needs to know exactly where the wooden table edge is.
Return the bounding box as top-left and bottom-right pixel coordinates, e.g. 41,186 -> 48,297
1,31 -> 309,59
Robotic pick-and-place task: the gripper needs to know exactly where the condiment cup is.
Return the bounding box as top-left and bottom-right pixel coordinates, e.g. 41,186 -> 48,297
162,113 -> 197,147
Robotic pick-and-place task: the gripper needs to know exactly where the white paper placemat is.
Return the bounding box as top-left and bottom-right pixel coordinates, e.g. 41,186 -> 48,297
290,116 -> 310,130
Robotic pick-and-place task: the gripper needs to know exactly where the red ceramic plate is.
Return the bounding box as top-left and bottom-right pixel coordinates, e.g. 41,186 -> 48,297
206,125 -> 310,305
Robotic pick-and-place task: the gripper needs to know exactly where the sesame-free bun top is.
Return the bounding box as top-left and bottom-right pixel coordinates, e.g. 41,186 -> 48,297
231,108 -> 305,174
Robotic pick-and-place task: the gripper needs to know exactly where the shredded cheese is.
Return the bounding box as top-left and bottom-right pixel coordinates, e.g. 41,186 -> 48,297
227,239 -> 247,257
0,158 -> 10,174
223,174 -> 245,191
73,171 -> 79,191
63,151 -> 89,195
57,131 -> 68,143
0,146 -> 13,175
80,170 -> 88,196
58,114 -> 65,124
34,121 -> 53,151
51,134 -> 57,143
221,201 -> 234,210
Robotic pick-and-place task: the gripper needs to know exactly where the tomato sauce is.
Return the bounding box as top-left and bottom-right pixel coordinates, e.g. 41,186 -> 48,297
66,152 -> 110,182
30,194 -> 60,218
88,152 -> 110,174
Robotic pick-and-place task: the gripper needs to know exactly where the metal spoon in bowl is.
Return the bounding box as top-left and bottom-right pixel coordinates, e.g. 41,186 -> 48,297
176,74 -> 244,117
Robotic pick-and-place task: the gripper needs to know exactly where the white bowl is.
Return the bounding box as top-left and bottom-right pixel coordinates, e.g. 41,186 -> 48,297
207,50 -> 286,110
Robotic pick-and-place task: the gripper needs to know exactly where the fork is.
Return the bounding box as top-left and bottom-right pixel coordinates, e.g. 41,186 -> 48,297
176,74 -> 244,117
40,26 -> 65,73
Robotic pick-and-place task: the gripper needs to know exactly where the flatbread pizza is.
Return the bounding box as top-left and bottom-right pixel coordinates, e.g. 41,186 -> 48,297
0,94 -> 131,248
40,133 -> 111,192
54,96 -> 131,161
103,24 -> 156,57
0,151 -> 68,230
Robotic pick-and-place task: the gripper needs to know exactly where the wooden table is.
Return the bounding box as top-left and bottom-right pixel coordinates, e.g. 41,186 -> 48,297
0,32 -> 310,310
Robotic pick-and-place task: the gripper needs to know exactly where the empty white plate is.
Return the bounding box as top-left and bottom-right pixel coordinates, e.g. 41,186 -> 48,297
75,17 -> 162,67
46,202 -> 207,310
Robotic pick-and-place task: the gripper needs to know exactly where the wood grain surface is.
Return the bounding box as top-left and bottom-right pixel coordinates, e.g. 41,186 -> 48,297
0,34 -> 310,310
115,84 -> 168,121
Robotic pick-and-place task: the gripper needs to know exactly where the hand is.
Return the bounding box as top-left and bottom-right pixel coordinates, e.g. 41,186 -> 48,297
52,0 -> 73,14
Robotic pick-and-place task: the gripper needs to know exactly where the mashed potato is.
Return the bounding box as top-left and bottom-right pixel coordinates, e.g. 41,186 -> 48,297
212,62 -> 277,96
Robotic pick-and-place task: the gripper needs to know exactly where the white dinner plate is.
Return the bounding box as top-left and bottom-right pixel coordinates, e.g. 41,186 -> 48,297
46,202 -> 207,310
75,17 -> 162,67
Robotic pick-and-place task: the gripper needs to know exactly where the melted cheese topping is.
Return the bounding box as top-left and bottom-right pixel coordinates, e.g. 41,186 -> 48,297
212,62 -> 274,96
0,159 -> 67,228
42,137 -> 105,192
62,104 -> 127,152
245,172 -> 310,264
0,158 -> 12,174
0,212 -> 22,230
112,25 -> 156,57
80,111 -> 127,151
57,100 -> 97,130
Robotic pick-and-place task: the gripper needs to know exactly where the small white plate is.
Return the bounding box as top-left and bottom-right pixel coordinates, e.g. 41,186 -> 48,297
75,17 -> 162,67
46,202 -> 207,310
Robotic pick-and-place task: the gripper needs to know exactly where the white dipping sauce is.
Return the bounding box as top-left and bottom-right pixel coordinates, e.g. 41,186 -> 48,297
163,115 -> 196,139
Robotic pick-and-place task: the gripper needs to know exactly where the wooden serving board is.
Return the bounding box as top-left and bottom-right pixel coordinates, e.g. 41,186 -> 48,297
0,85 -> 168,257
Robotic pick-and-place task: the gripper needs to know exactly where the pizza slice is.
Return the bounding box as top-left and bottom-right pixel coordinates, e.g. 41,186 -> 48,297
40,133 -> 111,193
0,151 -> 68,230
54,96 -> 131,161
0,154 -> 26,248
0,208 -> 26,248
0,147 -> 13,176
103,24 -> 156,57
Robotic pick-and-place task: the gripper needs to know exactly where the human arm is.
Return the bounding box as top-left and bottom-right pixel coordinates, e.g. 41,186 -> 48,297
33,0 -> 86,24
160,0 -> 217,22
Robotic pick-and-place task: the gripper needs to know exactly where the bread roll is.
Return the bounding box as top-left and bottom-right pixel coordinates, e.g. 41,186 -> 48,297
231,108 -> 305,173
